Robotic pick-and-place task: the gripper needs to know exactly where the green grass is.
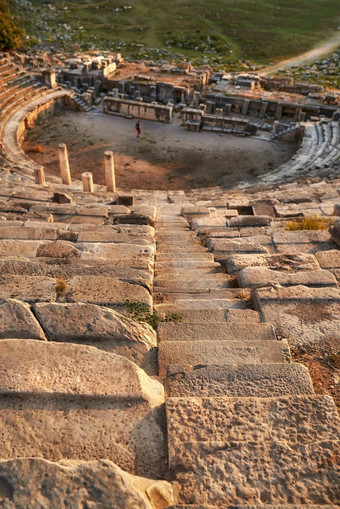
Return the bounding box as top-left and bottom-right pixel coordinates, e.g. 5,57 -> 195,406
14,0 -> 340,66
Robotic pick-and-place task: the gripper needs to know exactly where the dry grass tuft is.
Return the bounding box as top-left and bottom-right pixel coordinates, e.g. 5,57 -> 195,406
56,277 -> 67,297
285,214 -> 334,231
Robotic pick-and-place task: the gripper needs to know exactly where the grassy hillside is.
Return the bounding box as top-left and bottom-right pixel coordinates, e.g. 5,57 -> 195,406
13,0 -> 340,67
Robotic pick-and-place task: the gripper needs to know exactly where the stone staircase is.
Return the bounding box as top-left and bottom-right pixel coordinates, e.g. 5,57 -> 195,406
153,193 -> 339,507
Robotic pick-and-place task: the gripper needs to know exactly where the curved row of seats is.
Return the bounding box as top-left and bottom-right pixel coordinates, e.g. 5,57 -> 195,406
273,120 -> 340,177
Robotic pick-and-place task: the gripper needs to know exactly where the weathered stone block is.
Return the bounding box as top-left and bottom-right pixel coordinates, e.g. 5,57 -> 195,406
158,339 -> 291,376
61,276 -> 153,309
157,322 -> 276,342
174,440 -> 340,506
33,302 -> 156,370
253,285 -> 340,344
0,275 -> 56,303
228,216 -> 272,227
0,299 -> 45,340
166,363 -> 314,398
238,267 -> 337,288
224,253 -> 320,275
0,458 -> 173,509
36,240 -> 81,259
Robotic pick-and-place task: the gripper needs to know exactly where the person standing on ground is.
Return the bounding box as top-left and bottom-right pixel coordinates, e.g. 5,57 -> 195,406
135,119 -> 141,138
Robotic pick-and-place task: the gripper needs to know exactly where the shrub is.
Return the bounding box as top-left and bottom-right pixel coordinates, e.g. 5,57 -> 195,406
285,214 -> 334,231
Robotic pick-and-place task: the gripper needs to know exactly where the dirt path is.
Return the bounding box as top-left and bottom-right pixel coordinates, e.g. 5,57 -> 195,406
260,33 -> 340,75
23,110 -> 297,191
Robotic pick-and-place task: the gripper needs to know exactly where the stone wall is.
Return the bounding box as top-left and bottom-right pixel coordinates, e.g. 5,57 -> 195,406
103,97 -> 173,123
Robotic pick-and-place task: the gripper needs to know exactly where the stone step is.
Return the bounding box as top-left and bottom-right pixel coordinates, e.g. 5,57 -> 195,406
154,280 -> 231,292
172,439 -> 340,506
156,308 -> 260,324
158,290 -> 244,303
158,340 -> 291,376
155,252 -> 214,262
155,299 -> 247,312
165,363 -> 314,398
238,267 -> 338,288
155,260 -> 221,269
157,322 -> 276,342
166,396 -> 340,467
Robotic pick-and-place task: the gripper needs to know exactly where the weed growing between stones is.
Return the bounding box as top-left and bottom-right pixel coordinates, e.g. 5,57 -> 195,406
56,277 -> 67,297
124,299 -> 182,330
286,214 -> 334,231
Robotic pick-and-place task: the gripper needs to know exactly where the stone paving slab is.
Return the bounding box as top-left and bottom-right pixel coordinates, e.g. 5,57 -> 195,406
174,440 -> 340,506
0,239 -> 44,258
158,322 -> 276,342
253,285 -> 340,345
0,339 -> 163,404
224,253 -> 320,275
0,275 -> 57,303
61,276 -> 152,310
166,396 -> 340,461
78,242 -> 155,260
238,267 -> 337,288
166,363 -> 314,398
158,340 -> 290,376
0,299 -> 46,340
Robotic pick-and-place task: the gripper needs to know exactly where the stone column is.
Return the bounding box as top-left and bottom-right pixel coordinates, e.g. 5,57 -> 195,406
58,144 -> 71,186
82,172 -> 94,193
34,167 -> 45,186
104,151 -> 116,193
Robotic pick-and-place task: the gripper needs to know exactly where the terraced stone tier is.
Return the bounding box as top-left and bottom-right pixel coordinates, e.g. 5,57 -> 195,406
0,275 -> 57,302
173,440 -> 340,506
158,340 -> 291,377
0,340 -> 165,477
238,267 -> 337,288
59,275 -> 152,310
0,458 -> 174,509
224,253 -> 320,275
0,239 -> 44,258
253,285 -> 340,345
0,258 -> 153,290
166,364 -> 314,398
157,322 -> 276,342
0,299 -> 46,340
166,396 -> 340,467
33,302 -> 157,373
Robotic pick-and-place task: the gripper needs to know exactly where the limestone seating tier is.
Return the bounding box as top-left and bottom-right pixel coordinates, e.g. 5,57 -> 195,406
0,458 -> 174,509
0,339 -> 165,478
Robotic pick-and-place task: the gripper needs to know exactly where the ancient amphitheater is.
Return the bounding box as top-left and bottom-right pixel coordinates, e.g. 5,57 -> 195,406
0,50 -> 339,508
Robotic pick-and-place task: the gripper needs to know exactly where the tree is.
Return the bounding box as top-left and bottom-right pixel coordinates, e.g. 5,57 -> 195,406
0,1 -> 25,50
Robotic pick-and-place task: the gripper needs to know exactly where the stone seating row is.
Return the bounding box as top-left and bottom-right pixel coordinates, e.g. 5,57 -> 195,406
0,188 -> 177,507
